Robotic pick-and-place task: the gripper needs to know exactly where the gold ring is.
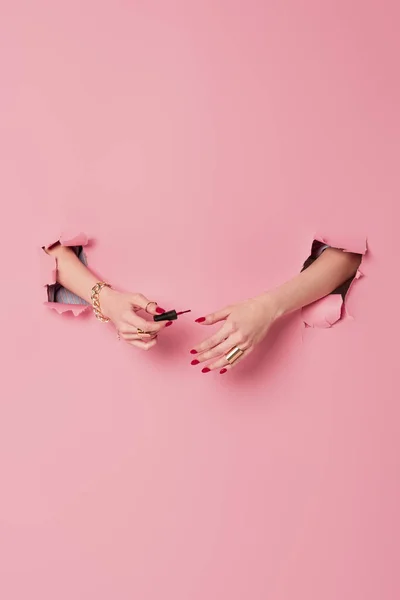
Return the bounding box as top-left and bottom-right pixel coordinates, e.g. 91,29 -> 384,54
225,346 -> 244,364
136,328 -> 152,337
145,301 -> 157,314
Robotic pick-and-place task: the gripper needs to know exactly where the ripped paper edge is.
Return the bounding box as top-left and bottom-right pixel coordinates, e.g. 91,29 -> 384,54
41,232 -> 91,316
302,234 -> 367,329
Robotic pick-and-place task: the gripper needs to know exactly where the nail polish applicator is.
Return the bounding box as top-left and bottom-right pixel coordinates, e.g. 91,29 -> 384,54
153,309 -> 191,322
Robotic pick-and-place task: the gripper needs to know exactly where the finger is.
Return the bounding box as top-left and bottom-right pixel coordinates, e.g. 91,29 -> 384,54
209,346 -> 253,373
129,293 -> 164,315
128,339 -> 158,351
129,293 -> 151,311
144,301 -> 165,317
122,332 -> 157,341
195,305 -> 232,325
190,321 -> 234,355
123,311 -> 165,334
193,333 -> 249,364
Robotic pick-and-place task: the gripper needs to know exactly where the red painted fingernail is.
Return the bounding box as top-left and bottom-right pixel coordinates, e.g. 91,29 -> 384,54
165,321 -> 173,327
220,368 -> 227,374
191,359 -> 200,366
156,307 -> 165,314
195,317 -> 206,323
190,349 -> 198,354
201,367 -> 211,373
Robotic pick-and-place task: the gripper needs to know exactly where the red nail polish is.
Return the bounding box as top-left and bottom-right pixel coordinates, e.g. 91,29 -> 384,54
190,349 -> 198,354
195,317 -> 206,323
165,321 -> 173,327
191,359 -> 200,366
220,368 -> 227,374
201,367 -> 210,373
156,307 -> 165,314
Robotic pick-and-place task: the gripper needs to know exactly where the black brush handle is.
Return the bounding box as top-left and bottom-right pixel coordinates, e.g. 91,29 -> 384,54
153,310 -> 178,322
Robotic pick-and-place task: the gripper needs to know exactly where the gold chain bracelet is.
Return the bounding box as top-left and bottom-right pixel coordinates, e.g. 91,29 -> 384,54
91,282 -> 111,322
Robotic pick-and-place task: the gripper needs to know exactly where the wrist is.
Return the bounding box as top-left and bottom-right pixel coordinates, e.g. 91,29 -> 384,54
256,291 -> 286,322
97,285 -> 118,319
266,279 -> 304,318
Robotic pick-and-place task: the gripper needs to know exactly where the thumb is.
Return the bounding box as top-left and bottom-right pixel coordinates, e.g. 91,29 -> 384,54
196,305 -> 232,325
129,293 -> 165,315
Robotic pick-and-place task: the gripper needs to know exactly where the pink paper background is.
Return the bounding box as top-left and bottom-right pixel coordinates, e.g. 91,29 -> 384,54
1,1 -> 399,599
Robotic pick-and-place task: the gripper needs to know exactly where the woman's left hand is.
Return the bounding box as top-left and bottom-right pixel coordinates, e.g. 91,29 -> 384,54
190,293 -> 281,373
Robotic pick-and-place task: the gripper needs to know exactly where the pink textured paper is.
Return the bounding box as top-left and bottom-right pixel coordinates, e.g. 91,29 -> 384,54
1,2 -> 399,600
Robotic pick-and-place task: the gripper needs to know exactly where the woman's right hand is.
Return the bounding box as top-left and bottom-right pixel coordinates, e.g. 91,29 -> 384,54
100,288 -> 170,350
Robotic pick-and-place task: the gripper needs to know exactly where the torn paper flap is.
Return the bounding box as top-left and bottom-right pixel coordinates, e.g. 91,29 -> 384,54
41,231 -> 91,316
40,247 -> 57,286
302,295 -> 343,328
43,231 -> 89,251
45,302 -> 90,316
343,268 -> 363,319
314,233 -> 367,256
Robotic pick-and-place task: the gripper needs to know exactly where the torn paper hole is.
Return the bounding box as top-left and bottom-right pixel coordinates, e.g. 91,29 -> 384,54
41,232 -> 91,316
301,236 -> 366,329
